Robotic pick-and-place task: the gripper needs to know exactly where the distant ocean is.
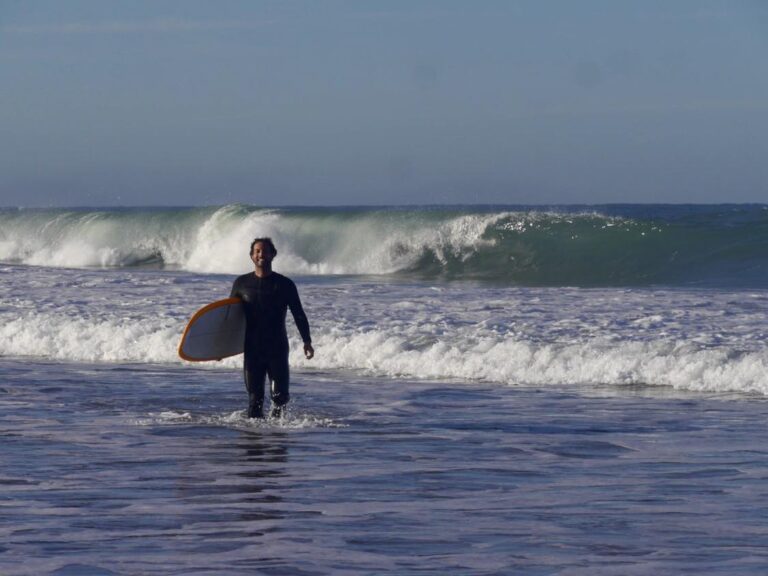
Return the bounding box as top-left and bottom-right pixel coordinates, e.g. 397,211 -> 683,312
2,204 -> 768,574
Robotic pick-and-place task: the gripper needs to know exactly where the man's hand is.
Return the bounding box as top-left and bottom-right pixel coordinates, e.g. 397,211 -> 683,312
304,343 -> 315,360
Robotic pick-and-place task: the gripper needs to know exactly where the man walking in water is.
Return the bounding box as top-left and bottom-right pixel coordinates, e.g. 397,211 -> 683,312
230,237 -> 314,419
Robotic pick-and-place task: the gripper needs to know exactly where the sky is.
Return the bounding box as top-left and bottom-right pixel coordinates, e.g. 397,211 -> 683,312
1,0 -> 767,206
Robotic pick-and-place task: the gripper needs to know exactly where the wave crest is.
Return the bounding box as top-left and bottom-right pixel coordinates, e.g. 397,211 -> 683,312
1,205 -> 767,286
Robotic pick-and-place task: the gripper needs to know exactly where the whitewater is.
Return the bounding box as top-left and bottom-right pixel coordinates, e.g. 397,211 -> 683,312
3,204 -> 768,574
3,264 -> 768,395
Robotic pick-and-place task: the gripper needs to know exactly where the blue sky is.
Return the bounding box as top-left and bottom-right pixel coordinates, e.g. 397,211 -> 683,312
1,0 -> 767,206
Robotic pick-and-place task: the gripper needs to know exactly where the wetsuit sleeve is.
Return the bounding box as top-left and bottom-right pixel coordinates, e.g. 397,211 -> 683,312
287,280 -> 312,344
230,276 -> 241,298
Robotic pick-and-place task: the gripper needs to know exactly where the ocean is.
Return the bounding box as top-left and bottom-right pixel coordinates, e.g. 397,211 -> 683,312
2,204 -> 768,574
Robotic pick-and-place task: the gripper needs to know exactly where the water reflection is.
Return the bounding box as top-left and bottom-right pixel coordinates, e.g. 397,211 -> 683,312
164,426 -> 291,537
234,430 -> 289,523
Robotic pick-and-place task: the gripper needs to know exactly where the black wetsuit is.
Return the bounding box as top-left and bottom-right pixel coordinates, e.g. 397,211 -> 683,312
230,272 -> 311,417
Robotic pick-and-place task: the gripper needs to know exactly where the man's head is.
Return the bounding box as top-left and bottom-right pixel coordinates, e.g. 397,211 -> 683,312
250,237 -> 277,271
250,237 -> 277,257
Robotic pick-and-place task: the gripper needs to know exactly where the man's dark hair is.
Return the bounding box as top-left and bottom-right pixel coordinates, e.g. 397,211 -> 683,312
250,237 -> 277,256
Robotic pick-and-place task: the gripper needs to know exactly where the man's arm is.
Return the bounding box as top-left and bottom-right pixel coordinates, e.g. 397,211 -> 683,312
230,276 -> 240,298
287,280 -> 314,359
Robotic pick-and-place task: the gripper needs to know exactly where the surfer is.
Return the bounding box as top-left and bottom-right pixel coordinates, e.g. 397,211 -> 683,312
230,237 -> 314,419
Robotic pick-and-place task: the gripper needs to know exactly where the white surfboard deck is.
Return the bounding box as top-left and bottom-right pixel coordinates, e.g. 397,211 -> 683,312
178,298 -> 246,361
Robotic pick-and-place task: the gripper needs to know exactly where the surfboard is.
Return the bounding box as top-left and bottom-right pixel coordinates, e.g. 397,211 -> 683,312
178,298 -> 246,362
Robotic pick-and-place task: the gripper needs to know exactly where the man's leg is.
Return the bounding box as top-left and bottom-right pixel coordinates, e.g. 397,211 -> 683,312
243,354 -> 268,419
267,353 -> 290,418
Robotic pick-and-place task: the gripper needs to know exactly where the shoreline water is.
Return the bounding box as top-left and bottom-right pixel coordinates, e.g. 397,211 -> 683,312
2,359 -> 768,574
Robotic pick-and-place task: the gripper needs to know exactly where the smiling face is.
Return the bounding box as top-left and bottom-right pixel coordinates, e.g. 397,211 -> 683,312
251,241 -> 276,269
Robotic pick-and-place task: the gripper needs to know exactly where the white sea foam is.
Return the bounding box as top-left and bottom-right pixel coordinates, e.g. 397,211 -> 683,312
0,311 -> 183,364
133,409 -> 345,429
3,264 -> 768,396
310,330 -> 768,394
3,301 -> 768,396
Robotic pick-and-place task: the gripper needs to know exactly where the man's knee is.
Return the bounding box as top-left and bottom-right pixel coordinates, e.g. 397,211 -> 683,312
244,356 -> 268,393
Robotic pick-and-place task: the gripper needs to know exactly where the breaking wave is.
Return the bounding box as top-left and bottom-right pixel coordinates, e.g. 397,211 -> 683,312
1,204 -> 767,286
